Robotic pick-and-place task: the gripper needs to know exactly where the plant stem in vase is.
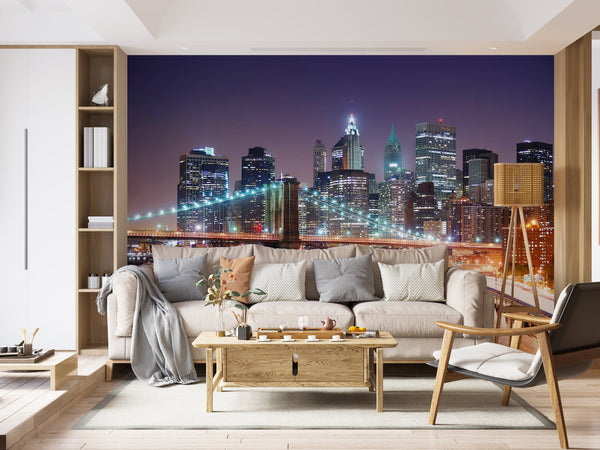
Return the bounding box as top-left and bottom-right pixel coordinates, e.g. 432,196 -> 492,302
216,302 -> 226,337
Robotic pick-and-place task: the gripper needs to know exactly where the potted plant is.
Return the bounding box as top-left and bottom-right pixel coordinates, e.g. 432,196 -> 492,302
196,265 -> 265,337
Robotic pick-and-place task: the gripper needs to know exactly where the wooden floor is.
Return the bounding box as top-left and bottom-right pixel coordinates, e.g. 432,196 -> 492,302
0,355 -> 106,450
4,358 -> 599,450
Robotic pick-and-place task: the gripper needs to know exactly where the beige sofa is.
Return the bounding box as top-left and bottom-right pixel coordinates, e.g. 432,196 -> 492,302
106,244 -> 494,372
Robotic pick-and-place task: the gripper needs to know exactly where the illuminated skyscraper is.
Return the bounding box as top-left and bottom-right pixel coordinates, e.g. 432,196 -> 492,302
467,158 -> 492,203
313,139 -> 327,187
176,147 -> 229,232
415,120 -> 456,203
240,146 -> 275,233
241,147 -> 275,188
516,141 -> 553,203
378,170 -> 414,235
413,181 -> 437,233
383,124 -> 402,181
462,148 -> 497,192
328,169 -> 370,237
332,114 -> 364,171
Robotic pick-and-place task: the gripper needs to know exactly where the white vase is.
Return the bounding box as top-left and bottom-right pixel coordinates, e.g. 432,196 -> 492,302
215,302 -> 225,337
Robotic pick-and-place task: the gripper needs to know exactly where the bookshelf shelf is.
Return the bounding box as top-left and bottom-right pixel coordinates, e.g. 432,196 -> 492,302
76,46 -> 126,353
78,106 -> 114,113
78,167 -> 114,172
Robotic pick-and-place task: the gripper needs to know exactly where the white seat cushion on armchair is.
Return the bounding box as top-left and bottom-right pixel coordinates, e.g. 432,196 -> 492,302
433,342 -> 537,381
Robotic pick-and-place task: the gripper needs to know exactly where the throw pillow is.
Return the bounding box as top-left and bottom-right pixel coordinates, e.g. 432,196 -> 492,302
313,254 -> 378,303
153,254 -> 207,302
248,261 -> 306,304
379,259 -> 445,302
220,255 -> 255,304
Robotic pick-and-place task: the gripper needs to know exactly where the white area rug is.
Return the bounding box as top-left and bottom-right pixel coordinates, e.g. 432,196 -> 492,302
74,377 -> 554,430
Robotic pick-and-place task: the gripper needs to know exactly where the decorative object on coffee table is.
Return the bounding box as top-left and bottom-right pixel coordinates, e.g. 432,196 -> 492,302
231,303 -> 252,340
320,317 -> 336,330
197,265 -> 265,336
19,327 -> 39,356
257,328 -> 344,340
493,163 -> 544,331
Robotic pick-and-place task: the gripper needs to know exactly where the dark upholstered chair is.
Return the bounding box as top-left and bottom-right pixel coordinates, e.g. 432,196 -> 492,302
427,282 -> 600,449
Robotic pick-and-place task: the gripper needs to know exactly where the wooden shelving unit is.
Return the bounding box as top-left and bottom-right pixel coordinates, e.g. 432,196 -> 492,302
76,46 -> 127,354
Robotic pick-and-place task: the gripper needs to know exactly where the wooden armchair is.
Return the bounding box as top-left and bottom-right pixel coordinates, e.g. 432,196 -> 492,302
427,282 -> 600,449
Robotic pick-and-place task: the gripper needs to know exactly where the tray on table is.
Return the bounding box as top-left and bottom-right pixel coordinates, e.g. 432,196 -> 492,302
0,349 -> 55,364
256,328 -> 344,340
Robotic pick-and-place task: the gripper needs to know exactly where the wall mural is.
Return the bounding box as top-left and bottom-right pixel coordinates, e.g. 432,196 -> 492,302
128,55 -> 554,312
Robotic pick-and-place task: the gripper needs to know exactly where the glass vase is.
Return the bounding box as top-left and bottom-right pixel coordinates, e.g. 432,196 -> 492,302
215,302 -> 225,337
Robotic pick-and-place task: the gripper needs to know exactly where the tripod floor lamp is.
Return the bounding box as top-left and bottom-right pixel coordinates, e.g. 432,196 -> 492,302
494,163 -> 545,330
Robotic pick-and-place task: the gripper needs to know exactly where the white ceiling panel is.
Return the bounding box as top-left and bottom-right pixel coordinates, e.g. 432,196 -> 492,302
0,0 -> 597,54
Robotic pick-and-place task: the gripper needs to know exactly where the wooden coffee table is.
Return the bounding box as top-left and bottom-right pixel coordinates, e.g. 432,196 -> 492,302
192,331 -> 397,413
0,351 -> 77,390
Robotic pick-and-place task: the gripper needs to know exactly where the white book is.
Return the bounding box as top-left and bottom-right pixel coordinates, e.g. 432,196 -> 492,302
107,128 -> 113,167
88,223 -> 114,229
99,127 -> 109,168
93,127 -> 101,167
88,216 -> 114,222
89,127 -> 95,167
83,127 -> 93,167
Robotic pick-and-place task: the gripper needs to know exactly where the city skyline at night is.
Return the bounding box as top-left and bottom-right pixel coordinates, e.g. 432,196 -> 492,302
128,55 -> 553,229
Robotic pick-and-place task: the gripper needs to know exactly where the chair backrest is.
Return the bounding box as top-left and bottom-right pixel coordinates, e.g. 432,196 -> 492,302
524,282 -> 600,386
549,282 -> 600,354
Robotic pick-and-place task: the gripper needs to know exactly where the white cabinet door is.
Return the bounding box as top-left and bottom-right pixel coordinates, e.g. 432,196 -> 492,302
0,50 -> 28,346
0,49 -> 76,349
26,49 -> 77,350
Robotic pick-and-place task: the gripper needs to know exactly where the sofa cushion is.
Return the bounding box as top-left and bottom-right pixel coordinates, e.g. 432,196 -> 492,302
173,300 -> 238,338
253,245 -> 356,300
314,254 -> 377,303
356,245 -> 448,298
154,254 -> 207,302
152,244 -> 254,274
248,261 -> 306,303
220,255 -> 255,303
379,259 -> 445,302
352,301 -> 462,338
248,301 -> 354,330
433,342 -> 536,381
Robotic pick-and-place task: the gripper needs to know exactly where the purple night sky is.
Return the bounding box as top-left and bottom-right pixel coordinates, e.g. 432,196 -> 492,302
128,55 -> 553,229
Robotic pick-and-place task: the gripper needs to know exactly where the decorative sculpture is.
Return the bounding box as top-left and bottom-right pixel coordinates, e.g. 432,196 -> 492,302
92,83 -> 109,106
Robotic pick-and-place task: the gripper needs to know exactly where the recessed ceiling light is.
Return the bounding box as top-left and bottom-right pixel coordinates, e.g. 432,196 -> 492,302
489,47 -> 498,51
181,46 -> 189,51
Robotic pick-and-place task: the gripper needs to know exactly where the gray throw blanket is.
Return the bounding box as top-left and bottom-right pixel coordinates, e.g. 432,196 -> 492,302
96,265 -> 199,386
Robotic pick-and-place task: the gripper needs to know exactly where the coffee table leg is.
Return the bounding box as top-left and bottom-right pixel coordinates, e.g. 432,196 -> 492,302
206,348 -> 213,413
216,348 -> 223,392
376,348 -> 383,412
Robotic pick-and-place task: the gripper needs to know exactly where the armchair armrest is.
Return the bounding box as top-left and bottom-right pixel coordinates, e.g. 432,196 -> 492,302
503,312 -> 551,325
435,321 -> 561,337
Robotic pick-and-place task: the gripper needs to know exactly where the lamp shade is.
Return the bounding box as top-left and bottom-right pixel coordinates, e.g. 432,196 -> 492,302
493,163 -> 544,207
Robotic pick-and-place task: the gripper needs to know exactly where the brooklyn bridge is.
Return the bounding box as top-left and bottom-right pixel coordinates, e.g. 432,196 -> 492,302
128,180 -> 502,274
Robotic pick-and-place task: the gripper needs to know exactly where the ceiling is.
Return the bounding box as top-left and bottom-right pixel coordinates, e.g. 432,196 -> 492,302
1,0 -> 599,55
